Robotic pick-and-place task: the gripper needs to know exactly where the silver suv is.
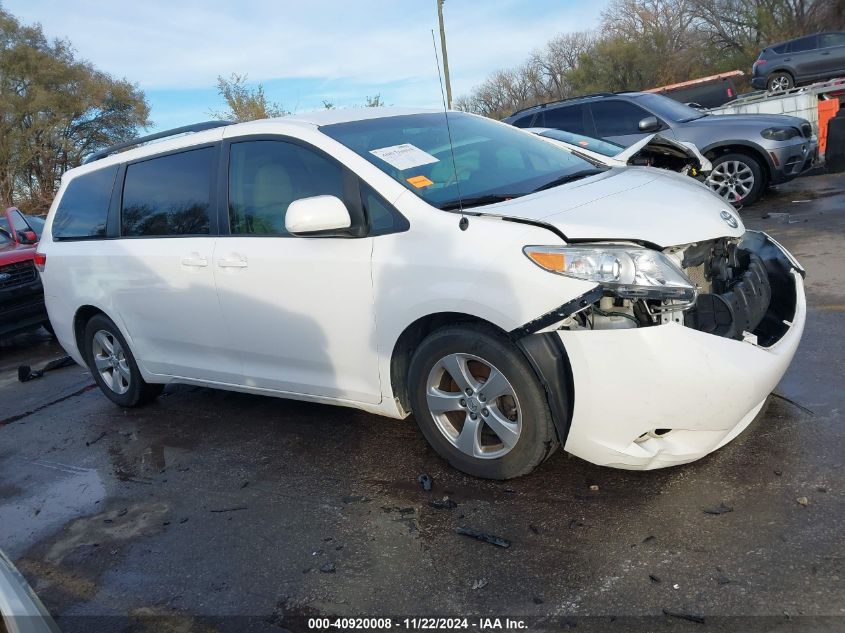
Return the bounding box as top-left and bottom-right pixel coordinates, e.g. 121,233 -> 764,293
504,92 -> 817,206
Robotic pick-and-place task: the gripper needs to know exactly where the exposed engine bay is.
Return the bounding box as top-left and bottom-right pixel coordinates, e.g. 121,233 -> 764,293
617,134 -> 710,178
562,232 -> 800,348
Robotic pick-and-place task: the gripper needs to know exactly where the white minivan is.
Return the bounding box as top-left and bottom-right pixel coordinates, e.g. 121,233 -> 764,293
37,108 -> 806,479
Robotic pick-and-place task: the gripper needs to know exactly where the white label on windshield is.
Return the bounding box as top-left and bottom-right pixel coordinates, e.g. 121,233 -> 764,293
370,144 -> 439,170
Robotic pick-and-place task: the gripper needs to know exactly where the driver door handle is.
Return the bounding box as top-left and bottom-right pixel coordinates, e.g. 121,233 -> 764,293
218,256 -> 248,268
181,254 -> 208,267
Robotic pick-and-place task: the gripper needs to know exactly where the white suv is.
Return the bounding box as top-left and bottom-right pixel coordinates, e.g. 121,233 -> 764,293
37,108 -> 806,479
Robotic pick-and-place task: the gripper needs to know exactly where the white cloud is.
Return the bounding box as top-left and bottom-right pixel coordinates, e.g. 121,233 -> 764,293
4,0 -> 608,104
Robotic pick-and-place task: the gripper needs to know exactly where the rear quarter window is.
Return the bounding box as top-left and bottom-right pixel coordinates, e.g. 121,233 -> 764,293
52,166 -> 119,239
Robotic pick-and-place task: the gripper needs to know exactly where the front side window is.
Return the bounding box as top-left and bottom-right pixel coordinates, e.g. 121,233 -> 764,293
228,140 -> 345,236
321,112 -> 602,210
632,93 -> 705,123
591,100 -> 653,137
53,166 -> 118,239
121,147 -> 214,237
820,33 -> 845,48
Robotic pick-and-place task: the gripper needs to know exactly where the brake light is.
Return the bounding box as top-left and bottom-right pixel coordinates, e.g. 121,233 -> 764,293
34,251 -> 46,271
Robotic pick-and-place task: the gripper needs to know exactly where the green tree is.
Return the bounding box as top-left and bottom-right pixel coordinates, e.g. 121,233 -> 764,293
210,73 -> 288,122
0,6 -> 149,213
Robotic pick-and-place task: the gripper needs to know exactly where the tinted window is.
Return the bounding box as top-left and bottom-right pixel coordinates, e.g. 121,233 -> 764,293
361,184 -> 409,235
591,100 -> 652,137
540,104 -> 587,134
509,113 -> 536,128
790,36 -> 818,53
121,148 -> 214,237
229,140 -> 345,236
820,33 -> 845,48
632,93 -> 705,122
52,166 -> 117,239
0,230 -> 11,247
771,44 -> 787,54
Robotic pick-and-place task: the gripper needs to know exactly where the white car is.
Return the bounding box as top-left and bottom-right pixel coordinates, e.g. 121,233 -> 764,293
36,108 -> 806,479
528,127 -> 713,176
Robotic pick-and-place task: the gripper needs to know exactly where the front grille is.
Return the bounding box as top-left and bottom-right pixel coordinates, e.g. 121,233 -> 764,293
0,260 -> 37,289
801,122 -> 812,138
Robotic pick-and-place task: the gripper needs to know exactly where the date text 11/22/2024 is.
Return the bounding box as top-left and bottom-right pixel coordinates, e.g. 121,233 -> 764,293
306,617 -> 529,630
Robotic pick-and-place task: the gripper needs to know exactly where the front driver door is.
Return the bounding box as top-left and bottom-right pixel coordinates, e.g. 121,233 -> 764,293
589,100 -> 673,147
212,137 -> 381,404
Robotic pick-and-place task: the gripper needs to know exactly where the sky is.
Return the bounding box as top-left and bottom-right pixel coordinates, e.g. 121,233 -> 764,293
4,0 -> 609,131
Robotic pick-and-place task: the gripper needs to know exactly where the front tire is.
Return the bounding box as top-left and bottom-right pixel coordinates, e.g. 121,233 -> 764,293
407,325 -> 557,479
83,314 -> 163,407
705,152 -> 765,207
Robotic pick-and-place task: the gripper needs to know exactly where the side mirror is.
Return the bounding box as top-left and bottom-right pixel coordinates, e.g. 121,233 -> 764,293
638,116 -> 661,132
21,230 -> 38,244
285,195 -> 352,236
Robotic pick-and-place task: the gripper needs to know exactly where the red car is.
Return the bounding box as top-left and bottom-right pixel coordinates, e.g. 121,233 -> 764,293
0,207 -> 50,338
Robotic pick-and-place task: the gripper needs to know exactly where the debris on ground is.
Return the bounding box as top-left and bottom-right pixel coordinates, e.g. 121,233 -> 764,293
717,574 -> 731,585
417,473 -> 433,491
86,432 -> 107,446
568,519 -> 584,529
456,526 -> 511,548
797,496 -> 810,507
762,212 -> 790,223
428,498 -> 457,510
209,506 -> 248,513
17,356 -> 75,382
649,574 -> 661,584
662,608 -> 705,624
471,578 -> 488,590
673,584 -> 680,590
642,535 -> 656,544
589,484 -> 600,491
319,562 -> 336,573
703,502 -> 734,515
774,470 -> 783,476
529,524 -> 540,534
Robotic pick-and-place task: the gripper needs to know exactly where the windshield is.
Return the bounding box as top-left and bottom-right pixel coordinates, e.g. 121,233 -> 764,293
633,93 -> 706,122
537,129 -> 623,158
321,112 -> 604,209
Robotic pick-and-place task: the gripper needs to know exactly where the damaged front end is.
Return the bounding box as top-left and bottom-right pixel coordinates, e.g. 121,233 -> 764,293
615,134 -> 712,178
523,231 -> 801,349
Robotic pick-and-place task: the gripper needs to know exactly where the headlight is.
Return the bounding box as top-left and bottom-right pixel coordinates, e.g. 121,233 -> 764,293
761,127 -> 800,141
524,245 -> 696,301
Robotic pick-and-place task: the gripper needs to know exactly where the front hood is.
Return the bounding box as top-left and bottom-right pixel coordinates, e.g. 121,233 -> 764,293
483,168 -> 744,247
688,113 -> 808,129
615,134 -> 712,173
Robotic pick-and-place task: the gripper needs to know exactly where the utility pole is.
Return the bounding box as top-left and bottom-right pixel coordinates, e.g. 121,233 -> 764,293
437,0 -> 453,109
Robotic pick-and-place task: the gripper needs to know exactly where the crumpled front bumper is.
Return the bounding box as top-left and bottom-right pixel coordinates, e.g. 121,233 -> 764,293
558,237 -> 806,470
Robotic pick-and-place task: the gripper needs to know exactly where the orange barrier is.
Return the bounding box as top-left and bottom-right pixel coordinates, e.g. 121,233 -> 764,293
818,99 -> 840,156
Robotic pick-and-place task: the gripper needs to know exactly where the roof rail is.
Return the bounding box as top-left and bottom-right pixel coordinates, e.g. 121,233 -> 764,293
83,120 -> 234,164
507,93 -> 617,118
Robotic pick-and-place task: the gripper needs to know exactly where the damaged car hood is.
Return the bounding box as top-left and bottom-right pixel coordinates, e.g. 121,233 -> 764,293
483,167 -> 744,247
614,134 -> 712,173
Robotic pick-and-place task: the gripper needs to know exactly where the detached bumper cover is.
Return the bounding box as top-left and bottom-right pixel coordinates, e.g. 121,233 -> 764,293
558,235 -> 805,470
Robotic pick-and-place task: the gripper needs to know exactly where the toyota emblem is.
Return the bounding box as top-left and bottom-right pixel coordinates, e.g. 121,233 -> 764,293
720,209 -> 739,228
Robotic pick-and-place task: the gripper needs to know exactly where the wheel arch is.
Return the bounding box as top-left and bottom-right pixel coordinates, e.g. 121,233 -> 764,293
702,142 -> 773,185
73,304 -> 108,357
389,312 -> 575,446
389,312 -> 509,414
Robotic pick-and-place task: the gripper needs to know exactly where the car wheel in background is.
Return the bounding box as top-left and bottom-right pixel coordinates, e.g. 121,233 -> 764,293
83,313 -> 163,407
705,152 -> 764,207
408,324 -> 557,479
767,72 -> 794,92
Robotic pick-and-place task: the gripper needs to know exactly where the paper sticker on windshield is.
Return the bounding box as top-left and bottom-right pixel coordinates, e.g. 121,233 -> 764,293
406,175 -> 433,188
370,144 -> 439,170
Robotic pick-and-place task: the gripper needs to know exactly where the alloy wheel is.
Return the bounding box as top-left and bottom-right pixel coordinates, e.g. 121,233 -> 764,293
769,75 -> 791,92
425,353 -> 522,459
92,330 -> 131,395
706,160 -> 755,203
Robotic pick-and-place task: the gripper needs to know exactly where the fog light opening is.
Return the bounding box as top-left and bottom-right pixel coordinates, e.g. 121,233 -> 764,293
635,428 -> 674,443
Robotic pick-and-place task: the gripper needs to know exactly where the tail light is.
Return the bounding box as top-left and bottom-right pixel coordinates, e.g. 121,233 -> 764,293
753,60 -> 767,71
34,251 -> 46,272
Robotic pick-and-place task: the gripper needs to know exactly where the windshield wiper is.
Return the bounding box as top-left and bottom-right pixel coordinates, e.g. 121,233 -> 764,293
439,194 -> 523,211
533,168 -> 604,193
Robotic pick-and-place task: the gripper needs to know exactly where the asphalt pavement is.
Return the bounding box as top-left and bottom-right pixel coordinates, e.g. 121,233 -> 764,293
1,173 -> 843,633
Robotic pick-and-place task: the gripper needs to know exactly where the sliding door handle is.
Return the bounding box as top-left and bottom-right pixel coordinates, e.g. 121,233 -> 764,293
217,257 -> 248,268
181,254 -> 208,267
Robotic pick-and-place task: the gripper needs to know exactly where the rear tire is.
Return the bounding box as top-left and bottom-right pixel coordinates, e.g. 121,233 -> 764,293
407,324 -> 557,479
705,152 -> 765,207
83,314 -> 163,407
767,72 -> 794,92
